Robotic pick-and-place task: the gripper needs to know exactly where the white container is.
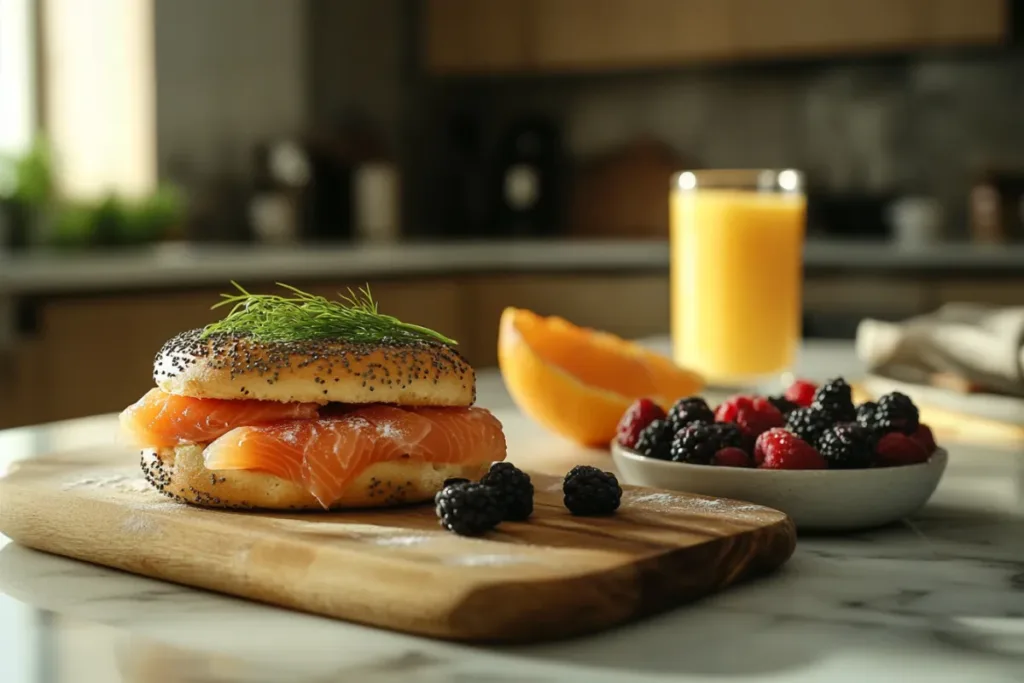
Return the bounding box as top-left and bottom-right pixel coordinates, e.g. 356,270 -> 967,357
353,162 -> 400,243
611,442 -> 948,532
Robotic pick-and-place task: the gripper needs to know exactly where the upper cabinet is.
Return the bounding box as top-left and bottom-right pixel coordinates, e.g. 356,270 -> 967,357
531,0 -> 736,70
423,0 -> 1009,75
424,0 -> 531,73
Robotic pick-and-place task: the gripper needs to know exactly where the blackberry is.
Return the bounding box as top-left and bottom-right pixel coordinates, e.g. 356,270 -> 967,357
667,396 -> 715,432
767,395 -> 799,416
785,407 -> 833,446
811,377 -> 856,422
709,422 -> 746,450
479,462 -> 534,521
563,465 -> 622,516
634,419 -> 674,460
669,423 -> 721,464
435,483 -> 504,536
855,401 -> 877,430
817,423 -> 875,469
871,392 -> 919,435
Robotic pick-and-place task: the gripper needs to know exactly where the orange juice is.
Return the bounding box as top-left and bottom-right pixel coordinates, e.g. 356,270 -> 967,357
670,184 -> 805,386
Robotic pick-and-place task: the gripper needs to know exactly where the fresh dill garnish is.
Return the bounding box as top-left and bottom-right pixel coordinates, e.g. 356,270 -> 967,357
200,282 -> 457,345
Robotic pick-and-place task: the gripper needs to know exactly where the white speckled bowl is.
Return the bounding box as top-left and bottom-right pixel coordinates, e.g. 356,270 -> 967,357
611,442 -> 948,532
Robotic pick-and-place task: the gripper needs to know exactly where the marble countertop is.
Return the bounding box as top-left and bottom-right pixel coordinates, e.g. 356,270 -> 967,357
2,239 -> 1024,296
0,340 -> 1023,682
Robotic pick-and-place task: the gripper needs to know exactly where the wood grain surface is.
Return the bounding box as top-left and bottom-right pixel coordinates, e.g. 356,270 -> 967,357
0,447 -> 796,643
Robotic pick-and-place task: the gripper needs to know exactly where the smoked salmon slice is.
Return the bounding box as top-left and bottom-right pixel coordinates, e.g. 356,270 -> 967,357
120,388 -> 320,448
204,404 -> 507,508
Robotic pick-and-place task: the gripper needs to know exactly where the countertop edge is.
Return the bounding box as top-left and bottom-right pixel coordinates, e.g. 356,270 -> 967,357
2,239 -> 1024,296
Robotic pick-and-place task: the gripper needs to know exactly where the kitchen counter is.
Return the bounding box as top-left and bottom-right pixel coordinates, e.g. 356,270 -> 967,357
3,239 -> 1024,295
1,340 -> 1023,683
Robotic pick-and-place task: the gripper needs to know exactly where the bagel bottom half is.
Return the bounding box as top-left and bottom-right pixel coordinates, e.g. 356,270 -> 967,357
140,445 -> 490,510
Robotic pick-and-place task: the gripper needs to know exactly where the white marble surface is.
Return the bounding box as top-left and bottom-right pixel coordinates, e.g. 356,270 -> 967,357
3,239 -> 1024,296
0,341 -> 1023,682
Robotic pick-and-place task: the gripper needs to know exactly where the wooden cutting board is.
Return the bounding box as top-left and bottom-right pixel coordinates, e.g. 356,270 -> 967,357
0,447 -> 796,643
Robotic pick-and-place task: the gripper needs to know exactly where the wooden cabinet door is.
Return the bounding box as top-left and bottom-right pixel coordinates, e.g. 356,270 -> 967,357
925,0 -> 1007,45
468,274 -> 671,367
423,0 -> 1008,75
531,0 -> 735,71
33,279 -> 468,424
424,0 -> 531,74
730,0 -> 925,56
730,0 -> 1006,57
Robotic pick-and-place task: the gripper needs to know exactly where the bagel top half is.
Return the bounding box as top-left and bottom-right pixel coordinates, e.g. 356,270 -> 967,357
153,329 -> 476,406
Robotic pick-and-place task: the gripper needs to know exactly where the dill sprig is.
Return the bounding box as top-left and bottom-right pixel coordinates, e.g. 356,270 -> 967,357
200,282 -> 457,345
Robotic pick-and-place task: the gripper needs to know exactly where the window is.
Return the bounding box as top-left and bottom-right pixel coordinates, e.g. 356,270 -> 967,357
0,0 -> 36,156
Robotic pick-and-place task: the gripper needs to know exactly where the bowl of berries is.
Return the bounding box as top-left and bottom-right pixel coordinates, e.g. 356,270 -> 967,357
611,378 -> 948,532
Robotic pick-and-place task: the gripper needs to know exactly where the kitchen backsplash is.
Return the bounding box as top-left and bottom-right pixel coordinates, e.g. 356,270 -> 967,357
423,51 -> 1024,239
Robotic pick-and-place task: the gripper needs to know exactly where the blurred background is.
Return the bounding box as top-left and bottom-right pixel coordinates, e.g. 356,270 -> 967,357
1,0 -> 1024,429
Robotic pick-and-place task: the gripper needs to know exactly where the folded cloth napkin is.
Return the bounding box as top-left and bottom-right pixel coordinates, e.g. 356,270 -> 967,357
856,303 -> 1024,397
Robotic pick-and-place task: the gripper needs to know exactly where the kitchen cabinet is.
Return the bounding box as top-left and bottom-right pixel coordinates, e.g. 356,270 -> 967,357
530,0 -> 734,71
467,273 -> 672,366
5,269 -> 1024,429
0,342 -> 44,429
28,279 -> 470,425
423,0 -> 1008,75
424,0 -> 531,73
729,0 -> 1006,58
1,274 -> 665,428
932,279 -> 1024,307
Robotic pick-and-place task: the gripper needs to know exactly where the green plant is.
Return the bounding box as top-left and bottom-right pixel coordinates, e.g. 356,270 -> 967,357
50,202 -> 95,248
121,184 -> 184,244
0,137 -> 54,206
48,185 -> 185,248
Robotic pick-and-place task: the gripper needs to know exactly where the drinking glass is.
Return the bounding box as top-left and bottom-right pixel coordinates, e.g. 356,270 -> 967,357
669,169 -> 806,389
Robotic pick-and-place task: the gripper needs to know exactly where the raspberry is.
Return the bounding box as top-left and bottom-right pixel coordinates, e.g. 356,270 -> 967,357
670,423 -> 721,465
715,395 -> 784,438
563,465 -> 622,515
817,423 -> 876,469
876,432 -> 930,467
811,378 -> 856,422
785,407 -> 833,447
784,379 -> 818,408
910,423 -> 937,455
634,419 -> 674,460
616,398 -> 667,449
755,428 -> 827,470
435,483 -> 504,536
767,395 -> 799,416
666,396 -> 715,432
713,447 -> 752,468
479,462 -> 534,521
714,395 -> 747,423
871,392 -> 920,435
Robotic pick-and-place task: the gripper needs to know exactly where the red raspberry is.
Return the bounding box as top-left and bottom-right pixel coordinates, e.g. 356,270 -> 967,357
715,395 -> 784,439
756,428 -> 827,470
876,432 -> 929,467
910,424 -> 937,455
784,379 -> 818,408
713,447 -> 752,468
616,398 -> 667,449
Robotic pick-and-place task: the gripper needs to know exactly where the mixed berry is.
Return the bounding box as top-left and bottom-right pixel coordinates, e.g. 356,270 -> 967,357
435,461 -> 623,536
616,377 -> 938,471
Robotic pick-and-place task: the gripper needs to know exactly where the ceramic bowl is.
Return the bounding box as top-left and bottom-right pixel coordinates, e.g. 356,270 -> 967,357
611,442 -> 948,532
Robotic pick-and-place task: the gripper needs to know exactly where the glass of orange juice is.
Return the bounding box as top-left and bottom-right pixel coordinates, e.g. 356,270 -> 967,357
670,169 -> 806,389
